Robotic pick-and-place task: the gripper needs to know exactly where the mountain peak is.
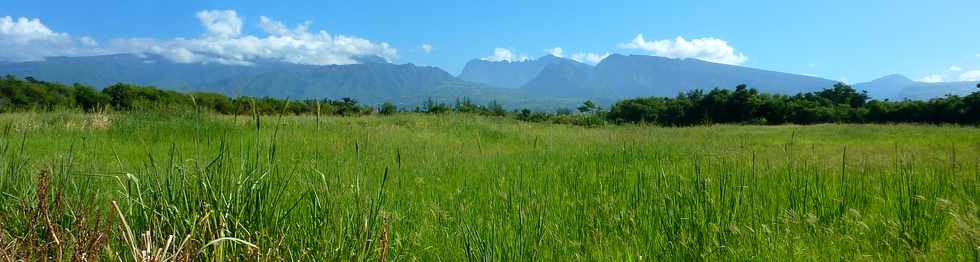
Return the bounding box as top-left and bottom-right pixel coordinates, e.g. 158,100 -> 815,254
592,53 -> 838,97
459,54 -> 584,88
537,54 -> 563,61
871,74 -> 914,84
855,73 -> 978,100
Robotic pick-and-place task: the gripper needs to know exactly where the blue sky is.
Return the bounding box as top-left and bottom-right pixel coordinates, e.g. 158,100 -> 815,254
2,0 -> 979,83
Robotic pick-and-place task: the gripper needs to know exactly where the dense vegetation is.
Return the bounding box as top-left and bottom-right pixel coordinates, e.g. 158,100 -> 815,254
0,112 -> 976,260
0,75 -> 376,116
608,84 -> 980,125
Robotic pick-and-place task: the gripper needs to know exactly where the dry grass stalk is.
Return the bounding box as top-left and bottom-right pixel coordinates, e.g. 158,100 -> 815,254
88,109 -> 112,130
110,200 -> 206,262
0,170 -> 112,261
379,223 -> 389,262
70,198 -> 114,262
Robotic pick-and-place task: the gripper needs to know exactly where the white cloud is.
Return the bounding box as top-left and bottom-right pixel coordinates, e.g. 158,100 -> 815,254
542,47 -> 609,65
545,47 -> 564,57
544,47 -> 609,64
0,11 -> 397,66
196,10 -> 242,38
258,16 -> 289,36
618,34 -> 748,65
919,74 -> 944,83
421,43 -> 433,54
481,48 -> 528,62
0,16 -> 107,61
78,36 -> 98,47
570,52 -> 610,65
0,16 -> 69,43
258,16 -> 311,37
949,66 -> 963,72
109,10 -> 397,65
960,70 -> 980,81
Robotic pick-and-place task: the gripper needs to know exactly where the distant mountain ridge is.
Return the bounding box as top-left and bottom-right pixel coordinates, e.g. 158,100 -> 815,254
457,55 -> 577,89
1,53 -> 975,111
522,58 -> 598,97
465,54 -> 840,99
0,54 -> 484,105
854,74 -> 979,100
0,54 -> 312,91
587,54 -> 838,98
0,53 -> 578,110
207,62 -> 456,103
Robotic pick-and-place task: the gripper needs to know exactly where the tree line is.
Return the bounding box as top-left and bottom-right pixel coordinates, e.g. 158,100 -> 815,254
606,83 -> 980,125
2,75 -> 979,126
0,75 -> 375,116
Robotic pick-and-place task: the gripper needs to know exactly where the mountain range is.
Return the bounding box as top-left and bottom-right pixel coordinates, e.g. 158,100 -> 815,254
854,74 -> 978,100
1,53 -> 975,110
457,55 -> 575,89
531,54 -> 837,98
0,54 -> 585,110
459,54 -> 839,98
461,55 -> 978,101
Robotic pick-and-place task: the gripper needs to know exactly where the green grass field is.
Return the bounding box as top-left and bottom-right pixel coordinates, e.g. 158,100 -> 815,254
1,111 -> 978,261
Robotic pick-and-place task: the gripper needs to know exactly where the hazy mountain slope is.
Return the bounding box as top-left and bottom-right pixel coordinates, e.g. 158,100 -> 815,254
212,63 -> 457,103
522,59 -> 600,98
852,74 -> 915,100
0,53 -> 577,109
854,74 -> 979,100
894,82 -> 978,100
457,55 -> 573,88
590,54 -> 839,98
11,52 -> 976,111
0,54 -> 507,106
0,54 -> 310,91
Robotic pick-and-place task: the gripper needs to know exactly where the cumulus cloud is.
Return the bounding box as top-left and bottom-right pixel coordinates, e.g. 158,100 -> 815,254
421,43 -> 433,54
257,16 -> 311,37
545,47 -> 564,57
542,47 -> 609,65
919,74 -> 944,83
481,48 -> 528,62
78,36 -> 98,47
197,10 -> 243,38
960,70 -> 980,81
949,66 -> 963,72
570,52 -> 610,65
109,10 -> 398,65
618,34 -> 748,65
0,16 -> 103,61
0,11 -> 397,66
0,16 -> 69,43
105,11 -> 397,65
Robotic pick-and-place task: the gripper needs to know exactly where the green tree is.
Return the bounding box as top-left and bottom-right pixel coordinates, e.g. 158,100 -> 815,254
487,100 -> 507,116
379,102 -> 397,115
72,83 -> 109,112
577,100 -> 597,114
423,98 -> 450,114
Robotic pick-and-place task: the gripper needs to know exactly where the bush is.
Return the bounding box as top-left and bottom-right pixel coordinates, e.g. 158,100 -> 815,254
379,102 -> 398,115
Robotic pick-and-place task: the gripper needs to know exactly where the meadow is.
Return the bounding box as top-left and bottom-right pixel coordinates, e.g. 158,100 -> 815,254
0,111 -> 978,261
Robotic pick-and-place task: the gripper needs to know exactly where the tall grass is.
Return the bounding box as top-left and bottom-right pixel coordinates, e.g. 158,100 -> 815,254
0,111 -> 978,260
